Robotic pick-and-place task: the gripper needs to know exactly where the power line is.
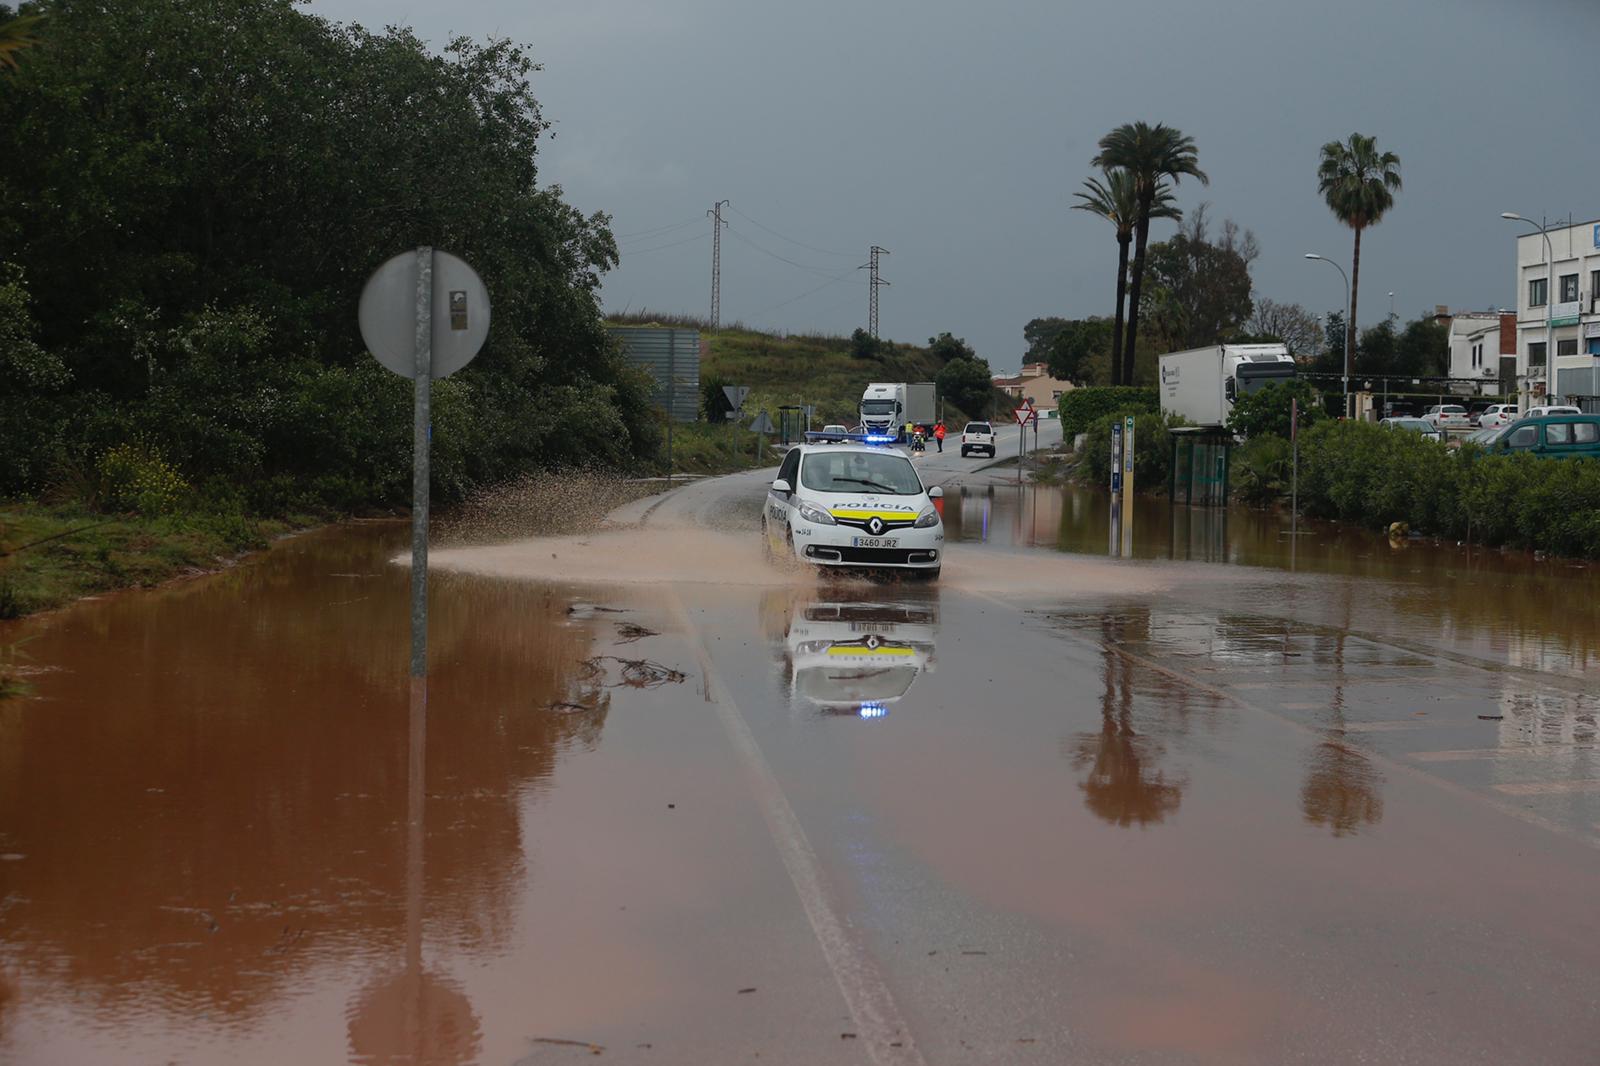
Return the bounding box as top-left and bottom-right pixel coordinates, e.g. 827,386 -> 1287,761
726,205 -> 857,258
725,224 -> 840,279
749,265 -> 862,318
621,231 -> 709,256
614,217 -> 703,241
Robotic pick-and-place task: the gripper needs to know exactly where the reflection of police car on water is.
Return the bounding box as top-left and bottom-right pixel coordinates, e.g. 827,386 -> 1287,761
785,599 -> 938,717
764,435 -> 944,578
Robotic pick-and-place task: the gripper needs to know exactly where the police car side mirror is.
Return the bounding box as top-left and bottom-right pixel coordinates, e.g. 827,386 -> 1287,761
927,486 -> 944,498
771,478 -> 792,494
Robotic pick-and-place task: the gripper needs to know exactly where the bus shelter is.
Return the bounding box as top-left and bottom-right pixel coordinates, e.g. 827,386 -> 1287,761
1168,427 -> 1232,507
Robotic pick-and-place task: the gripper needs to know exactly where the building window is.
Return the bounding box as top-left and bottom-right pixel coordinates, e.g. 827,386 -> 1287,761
1592,270 -> 1600,301
1560,274 -> 1579,303
1558,338 -> 1578,357
1530,278 -> 1548,307
1529,341 -> 1547,366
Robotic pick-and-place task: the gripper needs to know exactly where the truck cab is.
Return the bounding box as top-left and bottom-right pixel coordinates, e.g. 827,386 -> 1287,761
859,383 -> 906,440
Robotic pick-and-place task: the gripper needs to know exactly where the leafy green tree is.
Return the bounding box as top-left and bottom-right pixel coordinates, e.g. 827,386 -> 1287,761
1023,317 -> 1069,365
936,355 -> 993,419
0,0 -> 658,505
1141,206 -> 1256,351
1092,122 -> 1208,385
1071,168 -> 1180,384
1317,133 -> 1403,378
849,327 -> 883,360
1355,319 -> 1398,376
926,331 -> 977,364
1226,379 -> 1325,440
1394,316 -> 1447,377
1045,318 -> 1113,386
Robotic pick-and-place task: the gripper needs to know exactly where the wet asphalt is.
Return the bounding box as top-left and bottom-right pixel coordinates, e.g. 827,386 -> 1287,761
4,416 -> 1600,1064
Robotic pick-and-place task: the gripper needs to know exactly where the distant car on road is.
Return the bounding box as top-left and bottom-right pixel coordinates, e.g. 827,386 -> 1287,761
1380,417 -> 1444,442
1422,404 -> 1470,431
817,424 -> 851,441
1478,403 -> 1520,430
960,421 -> 996,458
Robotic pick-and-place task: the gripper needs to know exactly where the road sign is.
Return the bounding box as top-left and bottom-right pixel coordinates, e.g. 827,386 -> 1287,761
723,385 -> 750,408
748,410 -> 775,434
359,247 -> 489,680
1013,406 -> 1032,425
1110,421 -> 1123,494
360,250 -> 490,379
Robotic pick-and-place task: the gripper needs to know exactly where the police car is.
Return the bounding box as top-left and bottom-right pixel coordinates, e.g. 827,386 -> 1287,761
764,435 -> 944,577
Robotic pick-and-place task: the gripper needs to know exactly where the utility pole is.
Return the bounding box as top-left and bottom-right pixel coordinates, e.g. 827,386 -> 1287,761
865,245 -> 890,338
707,199 -> 728,328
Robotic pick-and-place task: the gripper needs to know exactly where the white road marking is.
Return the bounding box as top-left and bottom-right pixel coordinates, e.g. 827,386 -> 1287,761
665,590 -> 925,1066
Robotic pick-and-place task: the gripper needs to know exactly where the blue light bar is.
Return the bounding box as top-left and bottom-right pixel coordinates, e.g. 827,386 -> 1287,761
803,431 -> 899,446
858,702 -> 889,719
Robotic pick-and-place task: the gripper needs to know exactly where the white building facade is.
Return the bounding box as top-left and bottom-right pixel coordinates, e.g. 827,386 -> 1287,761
1513,219 -> 1600,404
1445,311 -> 1512,395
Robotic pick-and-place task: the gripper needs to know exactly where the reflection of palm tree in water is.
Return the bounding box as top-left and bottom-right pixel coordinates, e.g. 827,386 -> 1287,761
1301,584 -> 1384,836
1070,613 -> 1183,827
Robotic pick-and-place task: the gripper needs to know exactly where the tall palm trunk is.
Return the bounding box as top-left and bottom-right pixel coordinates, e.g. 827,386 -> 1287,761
1347,224 -> 1363,417
1123,195 -> 1154,385
1110,233 -> 1130,386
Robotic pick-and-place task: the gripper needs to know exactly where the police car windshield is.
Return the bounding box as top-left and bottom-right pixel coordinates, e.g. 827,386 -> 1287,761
801,451 -> 924,495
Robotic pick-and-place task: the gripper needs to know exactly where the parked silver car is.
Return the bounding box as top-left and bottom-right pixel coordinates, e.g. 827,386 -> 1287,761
1380,417 -> 1444,442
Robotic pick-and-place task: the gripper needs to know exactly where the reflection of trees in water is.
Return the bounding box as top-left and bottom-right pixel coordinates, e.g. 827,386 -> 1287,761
1300,740 -> 1384,837
1068,610 -> 1185,828
0,527 -> 614,1024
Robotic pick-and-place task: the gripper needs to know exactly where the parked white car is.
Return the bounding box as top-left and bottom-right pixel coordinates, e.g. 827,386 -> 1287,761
1478,403 -> 1520,430
1422,404 -> 1470,431
1525,405 -> 1582,419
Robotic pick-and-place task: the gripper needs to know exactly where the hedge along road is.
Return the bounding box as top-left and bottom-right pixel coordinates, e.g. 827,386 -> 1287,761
4,438 -> 1600,1064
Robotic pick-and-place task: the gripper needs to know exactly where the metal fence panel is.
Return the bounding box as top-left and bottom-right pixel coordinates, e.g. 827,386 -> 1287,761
606,327 -> 701,422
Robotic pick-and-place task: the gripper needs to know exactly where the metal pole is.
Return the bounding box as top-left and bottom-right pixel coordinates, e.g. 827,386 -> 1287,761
411,246 -> 433,679
1544,224 -> 1555,403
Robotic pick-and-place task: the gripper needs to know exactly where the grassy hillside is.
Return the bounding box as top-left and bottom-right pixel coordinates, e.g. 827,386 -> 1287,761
608,312 -> 955,428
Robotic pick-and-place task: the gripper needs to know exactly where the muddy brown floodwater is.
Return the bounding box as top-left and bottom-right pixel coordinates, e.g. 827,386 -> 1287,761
2,473 -> 1600,1064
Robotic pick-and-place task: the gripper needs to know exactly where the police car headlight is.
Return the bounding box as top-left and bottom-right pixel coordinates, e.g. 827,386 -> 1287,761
913,505 -> 940,528
797,501 -> 836,526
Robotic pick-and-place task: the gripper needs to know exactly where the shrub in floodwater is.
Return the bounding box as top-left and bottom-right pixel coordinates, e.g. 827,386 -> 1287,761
98,441 -> 188,516
0,578 -> 22,620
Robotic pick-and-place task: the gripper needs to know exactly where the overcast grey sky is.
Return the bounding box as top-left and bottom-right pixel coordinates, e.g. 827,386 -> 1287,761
313,0 -> 1598,371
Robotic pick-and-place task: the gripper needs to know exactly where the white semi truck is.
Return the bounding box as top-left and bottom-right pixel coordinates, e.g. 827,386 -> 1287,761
858,381 -> 938,440
1158,344 -> 1296,427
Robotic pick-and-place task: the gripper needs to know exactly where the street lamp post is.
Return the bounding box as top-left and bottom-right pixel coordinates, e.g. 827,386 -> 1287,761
1305,253 -> 1353,419
1501,213 -> 1556,406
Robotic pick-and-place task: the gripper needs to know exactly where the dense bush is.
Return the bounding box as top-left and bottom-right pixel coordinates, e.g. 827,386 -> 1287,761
1077,408 -> 1185,492
1281,421 -> 1600,558
1226,380 -> 1326,440
1058,386 -> 1159,436
0,0 -> 659,516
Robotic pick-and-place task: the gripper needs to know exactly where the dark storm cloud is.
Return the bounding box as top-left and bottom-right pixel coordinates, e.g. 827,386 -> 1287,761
312,0 -> 1598,369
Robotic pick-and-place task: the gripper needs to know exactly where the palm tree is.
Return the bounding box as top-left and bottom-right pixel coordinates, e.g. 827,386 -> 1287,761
1072,169 -> 1180,386
0,13 -> 45,73
1093,123 -> 1207,384
1317,133 -> 1402,380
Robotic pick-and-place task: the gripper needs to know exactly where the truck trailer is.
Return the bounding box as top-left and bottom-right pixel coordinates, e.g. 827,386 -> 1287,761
1158,344 -> 1296,427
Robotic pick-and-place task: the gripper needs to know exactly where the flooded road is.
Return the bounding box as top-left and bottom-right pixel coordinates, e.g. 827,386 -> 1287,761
4,460 -> 1600,1063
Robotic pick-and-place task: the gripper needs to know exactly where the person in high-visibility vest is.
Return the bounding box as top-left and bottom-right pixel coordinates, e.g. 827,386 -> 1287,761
933,421 -> 946,452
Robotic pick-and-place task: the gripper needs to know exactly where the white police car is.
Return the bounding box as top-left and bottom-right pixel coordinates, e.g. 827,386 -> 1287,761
764,436 -> 944,578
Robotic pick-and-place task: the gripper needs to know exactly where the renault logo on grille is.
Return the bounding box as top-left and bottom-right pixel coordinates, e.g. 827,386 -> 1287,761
867,517 -> 886,536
